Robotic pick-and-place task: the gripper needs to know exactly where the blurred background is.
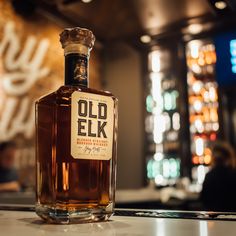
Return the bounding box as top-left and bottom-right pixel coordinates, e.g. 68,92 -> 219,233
1,0 -> 236,211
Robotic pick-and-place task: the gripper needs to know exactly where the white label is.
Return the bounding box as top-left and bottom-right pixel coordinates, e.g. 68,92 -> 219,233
71,91 -> 114,160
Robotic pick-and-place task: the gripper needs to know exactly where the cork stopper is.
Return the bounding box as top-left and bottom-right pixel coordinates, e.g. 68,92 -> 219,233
60,27 -> 95,55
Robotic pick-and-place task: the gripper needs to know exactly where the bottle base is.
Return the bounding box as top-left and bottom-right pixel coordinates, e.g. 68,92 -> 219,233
35,203 -> 113,224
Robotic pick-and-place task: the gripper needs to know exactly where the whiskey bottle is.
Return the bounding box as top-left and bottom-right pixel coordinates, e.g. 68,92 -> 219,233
35,27 -> 118,224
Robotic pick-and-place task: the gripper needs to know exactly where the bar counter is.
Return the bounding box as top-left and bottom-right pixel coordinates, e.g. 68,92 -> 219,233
1,208 -> 236,236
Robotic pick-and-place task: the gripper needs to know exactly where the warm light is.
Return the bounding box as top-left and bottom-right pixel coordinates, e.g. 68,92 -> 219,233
172,112 -> 180,130
212,122 -> 219,131
186,39 -> 219,181
192,81 -> 203,94
162,79 -> 175,90
0,21 -> 51,143
62,162 -> 69,191
155,144 -> 164,153
204,155 -> 212,165
205,48 -> 216,64
215,1 -> 227,9
194,119 -> 204,133
166,130 -> 178,141
210,132 -> 217,141
210,108 -> 218,122
205,123 -> 212,132
203,107 -> 210,122
209,86 -> 218,101
188,24 -> 203,35
205,148 -> 212,156
140,35 -> 151,44
192,156 -> 199,165
198,156 -> 204,164
189,114 -> 195,123
203,91 -> 210,102
81,0 -> 93,3
0,79 -> 5,113
191,64 -> 201,74
198,57 -> 205,66
188,41 -> 201,58
190,124 -> 196,133
193,100 -> 203,112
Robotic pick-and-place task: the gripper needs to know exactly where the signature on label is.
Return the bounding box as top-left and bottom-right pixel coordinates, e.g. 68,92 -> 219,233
81,146 -> 101,154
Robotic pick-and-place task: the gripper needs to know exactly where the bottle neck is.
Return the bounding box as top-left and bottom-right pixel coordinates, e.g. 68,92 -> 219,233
64,53 -> 89,87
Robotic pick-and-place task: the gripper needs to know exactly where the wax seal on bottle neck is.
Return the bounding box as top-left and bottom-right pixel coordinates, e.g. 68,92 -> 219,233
60,27 -> 95,55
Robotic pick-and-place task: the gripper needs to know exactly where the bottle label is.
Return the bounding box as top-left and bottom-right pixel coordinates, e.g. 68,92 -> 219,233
73,56 -> 87,85
71,91 -> 114,160
65,54 -> 88,86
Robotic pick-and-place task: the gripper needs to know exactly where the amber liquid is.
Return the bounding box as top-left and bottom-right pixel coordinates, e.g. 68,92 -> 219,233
36,85 -> 117,218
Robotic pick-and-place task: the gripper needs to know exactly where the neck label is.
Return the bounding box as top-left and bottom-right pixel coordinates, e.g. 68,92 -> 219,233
65,54 -> 88,86
71,91 -> 114,160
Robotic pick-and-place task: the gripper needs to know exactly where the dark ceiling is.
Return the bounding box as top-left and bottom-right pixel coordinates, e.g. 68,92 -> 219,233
16,0 -> 236,43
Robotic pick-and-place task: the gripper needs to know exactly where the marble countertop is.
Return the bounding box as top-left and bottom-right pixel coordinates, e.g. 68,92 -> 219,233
1,209 -> 236,236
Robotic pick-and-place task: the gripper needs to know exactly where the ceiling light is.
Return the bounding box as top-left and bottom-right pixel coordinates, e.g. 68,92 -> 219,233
140,35 -> 151,43
81,0 -> 93,3
215,1 -> 227,9
188,24 -> 203,35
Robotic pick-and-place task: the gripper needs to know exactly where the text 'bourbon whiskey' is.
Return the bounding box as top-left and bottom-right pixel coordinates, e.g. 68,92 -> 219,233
35,27 -> 118,224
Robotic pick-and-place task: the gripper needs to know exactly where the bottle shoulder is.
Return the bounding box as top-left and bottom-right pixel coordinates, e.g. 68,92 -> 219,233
78,86 -> 118,101
36,90 -> 57,104
36,85 -> 118,105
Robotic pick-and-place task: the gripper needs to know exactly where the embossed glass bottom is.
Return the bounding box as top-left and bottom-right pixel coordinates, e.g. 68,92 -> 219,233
35,203 -> 114,224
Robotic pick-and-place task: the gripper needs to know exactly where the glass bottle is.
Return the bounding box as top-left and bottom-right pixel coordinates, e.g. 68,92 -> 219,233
35,27 -> 118,224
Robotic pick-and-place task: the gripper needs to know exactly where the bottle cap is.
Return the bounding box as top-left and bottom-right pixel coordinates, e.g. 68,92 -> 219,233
60,27 -> 95,55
